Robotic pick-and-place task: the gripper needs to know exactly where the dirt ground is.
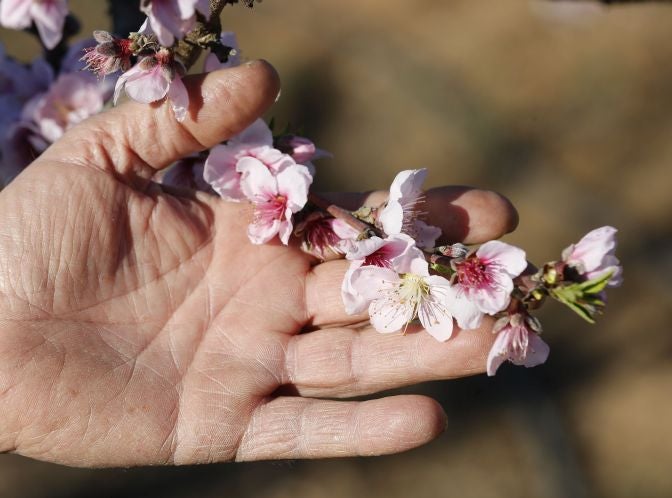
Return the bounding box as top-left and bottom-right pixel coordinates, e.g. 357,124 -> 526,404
1,1 -> 671,497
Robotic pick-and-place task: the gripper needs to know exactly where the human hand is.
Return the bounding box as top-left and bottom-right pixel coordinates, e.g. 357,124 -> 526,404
0,61 -> 518,467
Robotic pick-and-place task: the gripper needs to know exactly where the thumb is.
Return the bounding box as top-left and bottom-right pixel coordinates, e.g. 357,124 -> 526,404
43,60 -> 280,183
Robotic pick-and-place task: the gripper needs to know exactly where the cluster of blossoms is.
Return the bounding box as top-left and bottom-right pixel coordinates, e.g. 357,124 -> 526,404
0,0 -> 623,376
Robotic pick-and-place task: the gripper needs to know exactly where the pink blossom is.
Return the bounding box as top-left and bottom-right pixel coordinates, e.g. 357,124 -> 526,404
294,211 -> 360,261
378,168 -> 442,248
562,226 -> 622,287
23,72 -> 105,143
0,0 -> 68,50
81,31 -> 133,77
140,0 -> 210,47
342,234 -> 425,315
274,134 -> 333,164
113,49 -> 189,122
204,119 -> 296,201
486,313 -> 549,376
454,240 -> 527,316
237,157 -> 312,245
350,256 -> 481,341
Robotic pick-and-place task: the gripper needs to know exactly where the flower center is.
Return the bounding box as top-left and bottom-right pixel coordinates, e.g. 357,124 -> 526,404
398,273 -> 430,305
456,257 -> 493,289
364,246 -> 395,268
256,194 -> 287,223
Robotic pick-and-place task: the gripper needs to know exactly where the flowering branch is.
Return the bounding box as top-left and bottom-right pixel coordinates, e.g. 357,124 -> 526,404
0,0 -> 623,379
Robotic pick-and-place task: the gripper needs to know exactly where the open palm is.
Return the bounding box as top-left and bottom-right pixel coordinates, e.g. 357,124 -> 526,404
0,62 -> 518,467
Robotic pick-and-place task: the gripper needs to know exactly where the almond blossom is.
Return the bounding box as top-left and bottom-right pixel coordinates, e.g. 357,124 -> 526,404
237,156 -> 312,245
113,49 -> 189,121
562,226 -> 622,287
350,255 -> 481,341
22,72 -> 106,143
294,211 -> 360,261
486,312 -> 550,376
378,168 -> 442,248
140,0 -> 210,47
453,240 -> 528,316
204,119 -> 295,201
341,233 -> 425,315
0,0 -> 68,50
81,31 -> 133,77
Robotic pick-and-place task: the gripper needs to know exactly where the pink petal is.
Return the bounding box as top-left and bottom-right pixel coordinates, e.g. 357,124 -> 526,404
331,219 -> 361,241
341,262 -> 369,315
520,333 -> 550,369
237,156 -> 276,201
418,281 -> 455,342
389,168 -> 426,203
204,145 -> 245,201
233,118 -> 273,146
379,200 -> 404,235
276,164 -> 312,212
414,220 -> 442,249
564,226 -> 617,273
194,0 -> 211,16
248,217 -> 280,245
476,240 -> 527,278
30,1 -> 67,49
0,0 -> 33,29
167,75 -> 189,121
448,289 -> 484,331
123,66 -> 170,104
277,216 -> 293,245
350,266 -> 399,301
369,297 -> 414,334
346,236 -> 386,260
486,331 -> 511,376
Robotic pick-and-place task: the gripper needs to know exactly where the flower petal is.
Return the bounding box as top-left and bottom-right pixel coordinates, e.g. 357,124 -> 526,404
476,240 -> 527,278
123,66 -> 169,104
0,0 -> 33,29
518,333 -> 550,369
369,295 -> 414,334
379,200 -> 404,235
276,163 -> 312,212
167,75 -> 189,122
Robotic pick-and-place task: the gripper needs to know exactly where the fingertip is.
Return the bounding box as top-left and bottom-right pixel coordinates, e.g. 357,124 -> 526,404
181,59 -> 281,147
357,395 -> 447,456
426,187 -> 519,244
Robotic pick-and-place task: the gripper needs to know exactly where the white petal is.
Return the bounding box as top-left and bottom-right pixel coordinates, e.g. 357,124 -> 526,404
0,0 -> 33,29
276,164 -> 312,212
476,240 -> 527,278
418,300 -> 454,342
414,220 -> 442,249
369,296 -> 414,334
379,200 -> 403,235
486,331 -> 511,376
167,75 -> 189,122
248,218 -> 279,245
237,156 -> 276,201
350,266 -> 399,301
341,262 -> 369,315
519,333 -> 550,369
233,118 -> 273,146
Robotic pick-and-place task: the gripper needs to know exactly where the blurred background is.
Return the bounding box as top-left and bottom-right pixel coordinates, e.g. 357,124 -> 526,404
1,0 -> 671,497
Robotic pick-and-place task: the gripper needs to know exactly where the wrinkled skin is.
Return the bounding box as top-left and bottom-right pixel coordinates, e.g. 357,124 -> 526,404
0,62 -> 518,467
